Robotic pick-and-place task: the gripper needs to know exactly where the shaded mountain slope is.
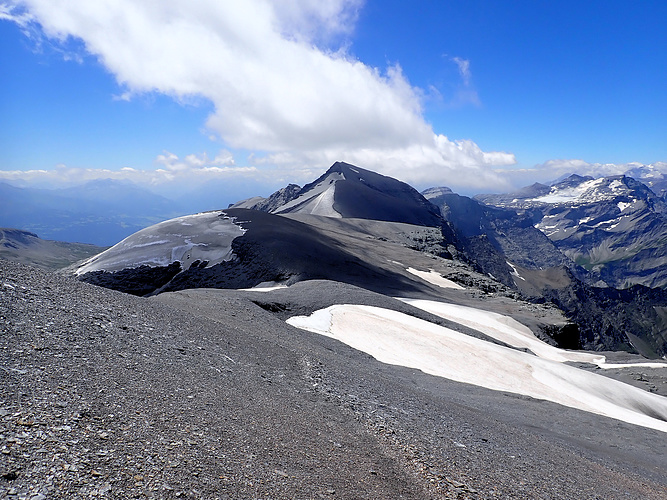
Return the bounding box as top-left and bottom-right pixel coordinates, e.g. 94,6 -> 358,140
76,209 -> 448,298
423,188 -> 576,287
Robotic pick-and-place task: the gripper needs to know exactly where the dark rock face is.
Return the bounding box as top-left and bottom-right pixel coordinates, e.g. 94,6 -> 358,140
80,261 -> 182,296
230,184 -> 302,212
424,190 -> 575,287
541,278 -> 667,358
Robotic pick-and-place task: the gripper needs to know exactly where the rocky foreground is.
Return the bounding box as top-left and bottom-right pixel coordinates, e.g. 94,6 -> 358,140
2,261 -> 667,499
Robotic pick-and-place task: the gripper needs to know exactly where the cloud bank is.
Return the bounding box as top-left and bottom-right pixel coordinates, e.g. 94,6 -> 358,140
2,0 -> 515,190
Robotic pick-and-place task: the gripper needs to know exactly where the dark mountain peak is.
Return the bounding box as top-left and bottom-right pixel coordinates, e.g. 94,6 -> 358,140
301,161 -> 395,192
268,162 -> 444,227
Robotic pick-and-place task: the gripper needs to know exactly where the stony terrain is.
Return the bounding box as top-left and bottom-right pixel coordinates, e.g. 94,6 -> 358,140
2,260 -> 667,499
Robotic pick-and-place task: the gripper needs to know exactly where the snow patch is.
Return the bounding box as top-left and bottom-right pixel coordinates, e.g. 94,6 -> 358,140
609,179 -> 624,191
287,304 -> 667,432
531,178 -> 625,205
506,261 -> 525,281
401,298 -> 667,370
239,282 -> 289,292
406,268 -> 465,289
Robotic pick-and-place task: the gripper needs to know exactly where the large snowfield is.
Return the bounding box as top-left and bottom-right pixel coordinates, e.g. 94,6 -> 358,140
287,300 -> 667,433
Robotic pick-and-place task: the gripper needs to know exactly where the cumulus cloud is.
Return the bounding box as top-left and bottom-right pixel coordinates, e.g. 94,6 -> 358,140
0,151 -> 256,190
155,150 -> 236,171
2,0 -> 514,192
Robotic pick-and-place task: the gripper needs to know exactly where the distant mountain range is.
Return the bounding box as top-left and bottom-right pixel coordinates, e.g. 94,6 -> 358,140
0,179 -> 185,245
475,174 -> 667,289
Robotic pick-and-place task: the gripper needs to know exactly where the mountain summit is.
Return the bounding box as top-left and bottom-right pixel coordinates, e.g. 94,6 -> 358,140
233,162 -> 443,227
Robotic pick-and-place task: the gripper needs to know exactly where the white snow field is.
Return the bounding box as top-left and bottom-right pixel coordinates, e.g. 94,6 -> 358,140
400,298 -> 667,369
405,268 -> 465,290
76,211 -> 246,275
287,304 -> 667,433
530,177 -> 634,205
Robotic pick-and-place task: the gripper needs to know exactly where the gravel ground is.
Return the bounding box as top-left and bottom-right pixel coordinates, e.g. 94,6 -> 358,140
2,261 -> 666,499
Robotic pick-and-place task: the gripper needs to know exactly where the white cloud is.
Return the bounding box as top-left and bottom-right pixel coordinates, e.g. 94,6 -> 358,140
452,56 -> 471,85
2,0 -> 514,192
155,150 -> 235,171
0,151 -> 256,191
447,56 -> 481,108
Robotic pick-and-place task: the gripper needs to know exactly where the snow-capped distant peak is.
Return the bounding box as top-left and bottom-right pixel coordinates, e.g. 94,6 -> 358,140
529,176 -> 635,205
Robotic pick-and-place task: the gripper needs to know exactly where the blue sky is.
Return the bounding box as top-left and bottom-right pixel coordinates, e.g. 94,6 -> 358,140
1,0 -> 666,199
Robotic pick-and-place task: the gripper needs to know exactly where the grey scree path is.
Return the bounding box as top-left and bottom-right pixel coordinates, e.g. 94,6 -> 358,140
1,261 -> 666,499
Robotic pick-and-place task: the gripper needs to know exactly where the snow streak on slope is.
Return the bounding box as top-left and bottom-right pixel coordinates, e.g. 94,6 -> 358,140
405,268 -> 465,289
287,305 -> 667,432
274,171 -> 344,217
76,212 -> 245,275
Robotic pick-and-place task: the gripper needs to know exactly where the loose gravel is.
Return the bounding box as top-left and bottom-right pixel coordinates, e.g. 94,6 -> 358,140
2,261 -> 666,499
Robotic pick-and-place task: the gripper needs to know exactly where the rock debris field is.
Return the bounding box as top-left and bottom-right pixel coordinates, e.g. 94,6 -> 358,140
2,260 -> 667,499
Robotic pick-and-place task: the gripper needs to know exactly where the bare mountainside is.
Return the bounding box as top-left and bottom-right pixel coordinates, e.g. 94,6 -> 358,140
3,260 -> 667,499
0,228 -> 105,270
